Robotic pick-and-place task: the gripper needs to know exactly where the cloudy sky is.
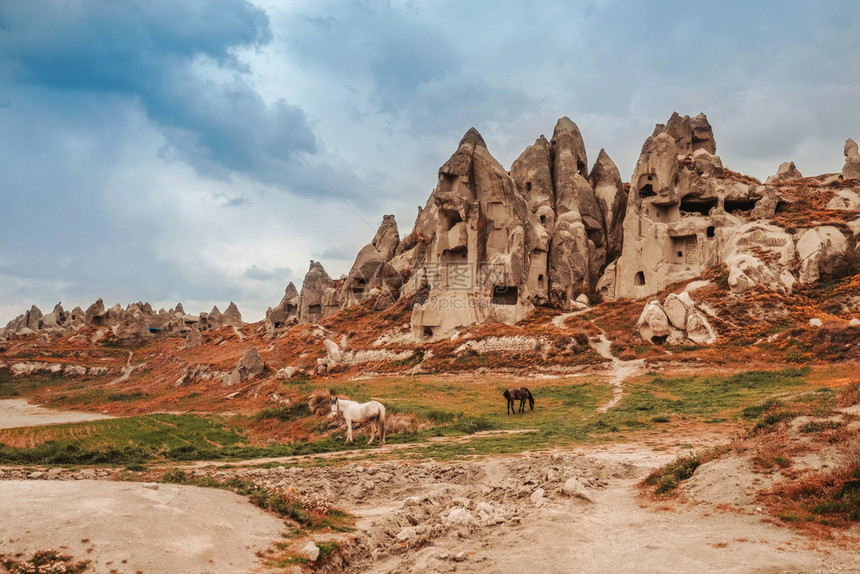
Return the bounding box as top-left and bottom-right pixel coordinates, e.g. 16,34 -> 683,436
1,0 -> 858,324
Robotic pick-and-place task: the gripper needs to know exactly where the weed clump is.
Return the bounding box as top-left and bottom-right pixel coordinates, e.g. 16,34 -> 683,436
1,550 -> 90,574
643,446 -> 730,497
644,453 -> 702,496
157,471 -> 342,528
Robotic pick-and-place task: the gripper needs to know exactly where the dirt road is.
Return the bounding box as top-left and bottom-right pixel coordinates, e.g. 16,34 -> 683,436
1,439 -> 857,573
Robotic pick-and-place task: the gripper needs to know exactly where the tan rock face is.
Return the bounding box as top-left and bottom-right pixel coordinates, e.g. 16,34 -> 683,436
796,226 -> 849,284
550,118 -> 607,304
589,149 -> 627,262
637,293 -> 716,346
342,215 -> 402,308
222,302 -> 243,328
766,161 -> 803,184
264,282 -> 299,333
225,347 -> 265,385
611,112 -> 774,300
409,127 -> 539,339
723,223 -> 796,294
299,261 -> 341,323
843,138 -> 860,179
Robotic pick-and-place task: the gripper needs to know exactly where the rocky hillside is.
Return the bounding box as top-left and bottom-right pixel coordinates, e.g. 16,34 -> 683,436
1,112 -> 858,399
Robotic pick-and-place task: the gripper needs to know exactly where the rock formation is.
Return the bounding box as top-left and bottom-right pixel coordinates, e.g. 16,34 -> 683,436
607,112 -> 786,300
1,298 -> 241,340
222,302 -> 244,328
408,127 -> 540,340
299,261 -> 342,323
636,292 -> 715,345
225,347 -> 265,385
341,215 -> 403,309
264,283 -> 300,334
843,138 -> 860,179
6,112 -> 860,345
765,161 -> 803,184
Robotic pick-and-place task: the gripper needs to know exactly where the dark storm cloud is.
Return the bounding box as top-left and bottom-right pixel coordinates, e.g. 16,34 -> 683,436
0,1 -> 320,190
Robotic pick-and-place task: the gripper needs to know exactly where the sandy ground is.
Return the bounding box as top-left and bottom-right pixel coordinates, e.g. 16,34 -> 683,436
0,398 -> 114,429
0,480 -> 284,574
2,441 -> 859,573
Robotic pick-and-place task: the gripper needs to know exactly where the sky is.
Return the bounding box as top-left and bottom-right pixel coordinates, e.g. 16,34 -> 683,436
1,0 -> 858,324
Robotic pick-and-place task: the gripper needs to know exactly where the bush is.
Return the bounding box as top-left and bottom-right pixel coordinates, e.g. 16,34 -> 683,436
254,403 -> 311,422
1,550 -> 90,574
839,382 -> 860,407
644,453 -> 702,496
450,417 -> 496,434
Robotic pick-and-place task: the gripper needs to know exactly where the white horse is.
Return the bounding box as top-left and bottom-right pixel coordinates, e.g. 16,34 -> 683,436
329,394 -> 386,446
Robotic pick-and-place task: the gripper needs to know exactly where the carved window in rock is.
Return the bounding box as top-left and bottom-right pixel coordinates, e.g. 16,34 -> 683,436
440,172 -> 459,193
308,304 -> 322,315
423,326 -> 434,338
351,277 -> 368,294
526,181 -> 532,191
441,208 -> 463,231
638,174 -> 657,198
724,198 -> 757,214
492,285 -> 518,305
679,197 -> 717,216
706,226 -> 715,238
672,236 -> 698,265
652,204 -> 677,222
634,272 -> 646,286
539,214 -> 546,224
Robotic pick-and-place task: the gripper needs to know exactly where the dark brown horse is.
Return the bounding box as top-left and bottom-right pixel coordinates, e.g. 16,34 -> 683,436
504,387 -> 534,415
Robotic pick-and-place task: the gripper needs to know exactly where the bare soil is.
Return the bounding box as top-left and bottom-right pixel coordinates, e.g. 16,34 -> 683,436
0,480 -> 284,574
4,432 -> 858,573
0,398 -> 114,429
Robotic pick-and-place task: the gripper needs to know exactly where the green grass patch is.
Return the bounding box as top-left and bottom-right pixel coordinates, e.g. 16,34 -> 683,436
0,370 -> 69,398
0,366 -> 822,464
254,402 -> 311,422
644,453 -> 703,496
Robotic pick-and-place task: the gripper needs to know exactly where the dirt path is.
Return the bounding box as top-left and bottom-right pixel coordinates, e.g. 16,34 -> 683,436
179,429 -> 540,469
0,399 -> 114,429
106,350 -> 144,386
227,440 -> 856,573
589,332 -> 645,412
551,310 -> 645,413
2,438 -> 857,573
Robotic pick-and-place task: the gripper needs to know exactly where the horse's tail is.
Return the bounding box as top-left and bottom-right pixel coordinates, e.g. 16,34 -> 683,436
378,403 -> 386,444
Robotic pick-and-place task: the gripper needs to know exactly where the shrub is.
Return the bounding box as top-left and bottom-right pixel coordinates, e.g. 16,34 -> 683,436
838,382 -> 860,407
1,550 -> 90,574
450,417 -> 496,434
644,453 -> 702,496
254,403 -> 311,422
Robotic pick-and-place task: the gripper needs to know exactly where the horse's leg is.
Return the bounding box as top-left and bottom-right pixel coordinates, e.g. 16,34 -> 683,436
367,417 -> 376,445
519,398 -> 525,414
346,418 -> 354,443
